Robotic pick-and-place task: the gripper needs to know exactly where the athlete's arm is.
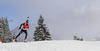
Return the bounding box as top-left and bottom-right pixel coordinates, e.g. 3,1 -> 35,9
19,23 -> 25,29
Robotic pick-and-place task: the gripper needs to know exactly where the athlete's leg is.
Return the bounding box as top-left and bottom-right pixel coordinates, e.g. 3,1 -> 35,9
15,29 -> 23,39
24,30 -> 28,40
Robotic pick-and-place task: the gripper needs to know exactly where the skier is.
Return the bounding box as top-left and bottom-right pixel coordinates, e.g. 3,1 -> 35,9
13,20 -> 29,42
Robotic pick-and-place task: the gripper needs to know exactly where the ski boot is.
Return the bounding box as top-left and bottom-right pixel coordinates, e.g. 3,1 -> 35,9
24,39 -> 27,42
13,38 -> 16,42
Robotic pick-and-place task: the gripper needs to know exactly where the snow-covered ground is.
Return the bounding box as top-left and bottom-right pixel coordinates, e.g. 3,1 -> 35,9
0,40 -> 100,51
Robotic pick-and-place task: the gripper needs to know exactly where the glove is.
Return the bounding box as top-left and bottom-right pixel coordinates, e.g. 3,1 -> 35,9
19,27 -> 21,29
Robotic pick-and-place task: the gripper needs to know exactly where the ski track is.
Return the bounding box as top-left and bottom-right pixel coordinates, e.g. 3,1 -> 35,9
0,40 -> 100,51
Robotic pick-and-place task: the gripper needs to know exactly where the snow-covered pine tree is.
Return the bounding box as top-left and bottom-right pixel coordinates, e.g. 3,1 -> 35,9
34,15 -> 52,41
0,18 -> 4,42
0,17 -> 12,43
73,35 -> 83,41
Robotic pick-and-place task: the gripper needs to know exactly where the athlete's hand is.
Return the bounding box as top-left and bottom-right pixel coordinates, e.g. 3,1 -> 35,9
19,27 -> 21,29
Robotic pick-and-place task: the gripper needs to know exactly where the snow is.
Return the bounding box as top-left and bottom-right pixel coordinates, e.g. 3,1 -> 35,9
0,40 -> 100,51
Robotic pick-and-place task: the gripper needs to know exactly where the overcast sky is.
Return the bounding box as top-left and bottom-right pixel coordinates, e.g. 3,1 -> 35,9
1,0 -> 100,40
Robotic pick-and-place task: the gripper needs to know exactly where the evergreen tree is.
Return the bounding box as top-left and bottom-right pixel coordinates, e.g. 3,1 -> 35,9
73,35 -> 83,41
0,17 -> 12,43
34,15 -> 52,41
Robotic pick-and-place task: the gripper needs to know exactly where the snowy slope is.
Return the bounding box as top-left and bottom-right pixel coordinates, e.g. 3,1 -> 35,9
0,40 -> 100,51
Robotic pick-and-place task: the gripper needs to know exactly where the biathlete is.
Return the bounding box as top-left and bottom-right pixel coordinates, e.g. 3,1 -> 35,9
13,20 -> 29,42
